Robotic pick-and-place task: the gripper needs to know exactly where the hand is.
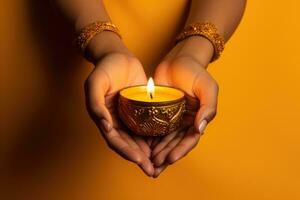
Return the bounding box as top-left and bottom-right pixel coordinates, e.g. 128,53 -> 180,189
84,33 -> 154,176
151,36 -> 219,177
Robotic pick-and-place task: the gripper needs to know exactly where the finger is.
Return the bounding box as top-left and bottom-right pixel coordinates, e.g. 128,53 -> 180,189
117,131 -> 154,174
152,132 -> 185,167
85,68 -> 113,132
153,163 -> 169,178
151,131 -> 178,157
195,105 -> 215,134
100,128 -> 154,176
132,135 -> 152,158
118,130 -> 143,149
150,137 -> 162,149
146,137 -> 153,147
118,130 -> 152,159
193,76 -> 218,134
166,127 -> 201,164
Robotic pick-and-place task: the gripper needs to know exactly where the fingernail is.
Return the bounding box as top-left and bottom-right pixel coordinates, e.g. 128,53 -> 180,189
198,120 -> 208,134
100,119 -> 111,133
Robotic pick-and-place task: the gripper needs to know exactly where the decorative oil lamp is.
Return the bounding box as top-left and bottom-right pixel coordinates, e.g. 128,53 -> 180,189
118,78 -> 186,136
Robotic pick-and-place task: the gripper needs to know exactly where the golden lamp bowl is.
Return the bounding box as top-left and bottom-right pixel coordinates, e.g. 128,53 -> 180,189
118,86 -> 186,137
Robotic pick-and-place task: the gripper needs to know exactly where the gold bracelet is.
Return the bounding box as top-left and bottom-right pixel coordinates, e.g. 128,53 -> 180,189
75,21 -> 121,53
175,21 -> 225,62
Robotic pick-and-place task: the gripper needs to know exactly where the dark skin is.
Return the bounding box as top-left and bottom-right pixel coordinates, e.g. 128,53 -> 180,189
54,0 -> 247,177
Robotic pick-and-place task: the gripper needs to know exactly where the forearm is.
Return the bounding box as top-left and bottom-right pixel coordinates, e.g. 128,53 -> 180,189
177,0 -> 247,66
187,0 -> 246,40
54,0 -> 127,62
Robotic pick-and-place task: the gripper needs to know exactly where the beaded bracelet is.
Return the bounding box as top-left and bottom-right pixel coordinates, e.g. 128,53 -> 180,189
175,21 -> 225,62
75,21 -> 121,53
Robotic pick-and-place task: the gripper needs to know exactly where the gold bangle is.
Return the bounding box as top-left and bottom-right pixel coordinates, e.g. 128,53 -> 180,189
75,21 -> 121,53
175,21 -> 225,62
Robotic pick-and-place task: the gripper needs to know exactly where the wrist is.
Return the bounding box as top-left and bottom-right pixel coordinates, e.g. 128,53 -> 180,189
84,31 -> 131,64
176,36 -> 214,68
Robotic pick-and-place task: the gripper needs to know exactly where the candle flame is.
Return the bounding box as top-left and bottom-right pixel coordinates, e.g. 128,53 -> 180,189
147,77 -> 155,99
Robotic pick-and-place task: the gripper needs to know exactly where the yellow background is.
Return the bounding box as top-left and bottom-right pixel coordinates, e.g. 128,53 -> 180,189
1,0 -> 300,199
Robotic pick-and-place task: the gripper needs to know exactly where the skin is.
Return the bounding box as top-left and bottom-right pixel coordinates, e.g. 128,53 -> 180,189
54,0 -> 247,177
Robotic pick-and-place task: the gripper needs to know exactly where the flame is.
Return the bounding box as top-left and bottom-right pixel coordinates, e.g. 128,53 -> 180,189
147,77 -> 155,99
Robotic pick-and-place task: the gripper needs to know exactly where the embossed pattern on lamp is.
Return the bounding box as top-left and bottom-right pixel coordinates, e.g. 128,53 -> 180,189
118,78 -> 186,136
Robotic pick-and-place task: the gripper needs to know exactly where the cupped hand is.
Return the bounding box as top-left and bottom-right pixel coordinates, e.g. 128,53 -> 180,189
151,37 -> 219,177
84,50 -> 155,176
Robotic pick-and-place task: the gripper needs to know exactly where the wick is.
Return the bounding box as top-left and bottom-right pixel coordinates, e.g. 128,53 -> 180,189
150,93 -> 153,99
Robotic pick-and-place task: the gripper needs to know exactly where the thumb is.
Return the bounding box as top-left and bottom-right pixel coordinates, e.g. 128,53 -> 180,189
84,70 -> 113,133
90,100 -> 113,133
193,77 -> 219,134
194,105 -> 217,135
